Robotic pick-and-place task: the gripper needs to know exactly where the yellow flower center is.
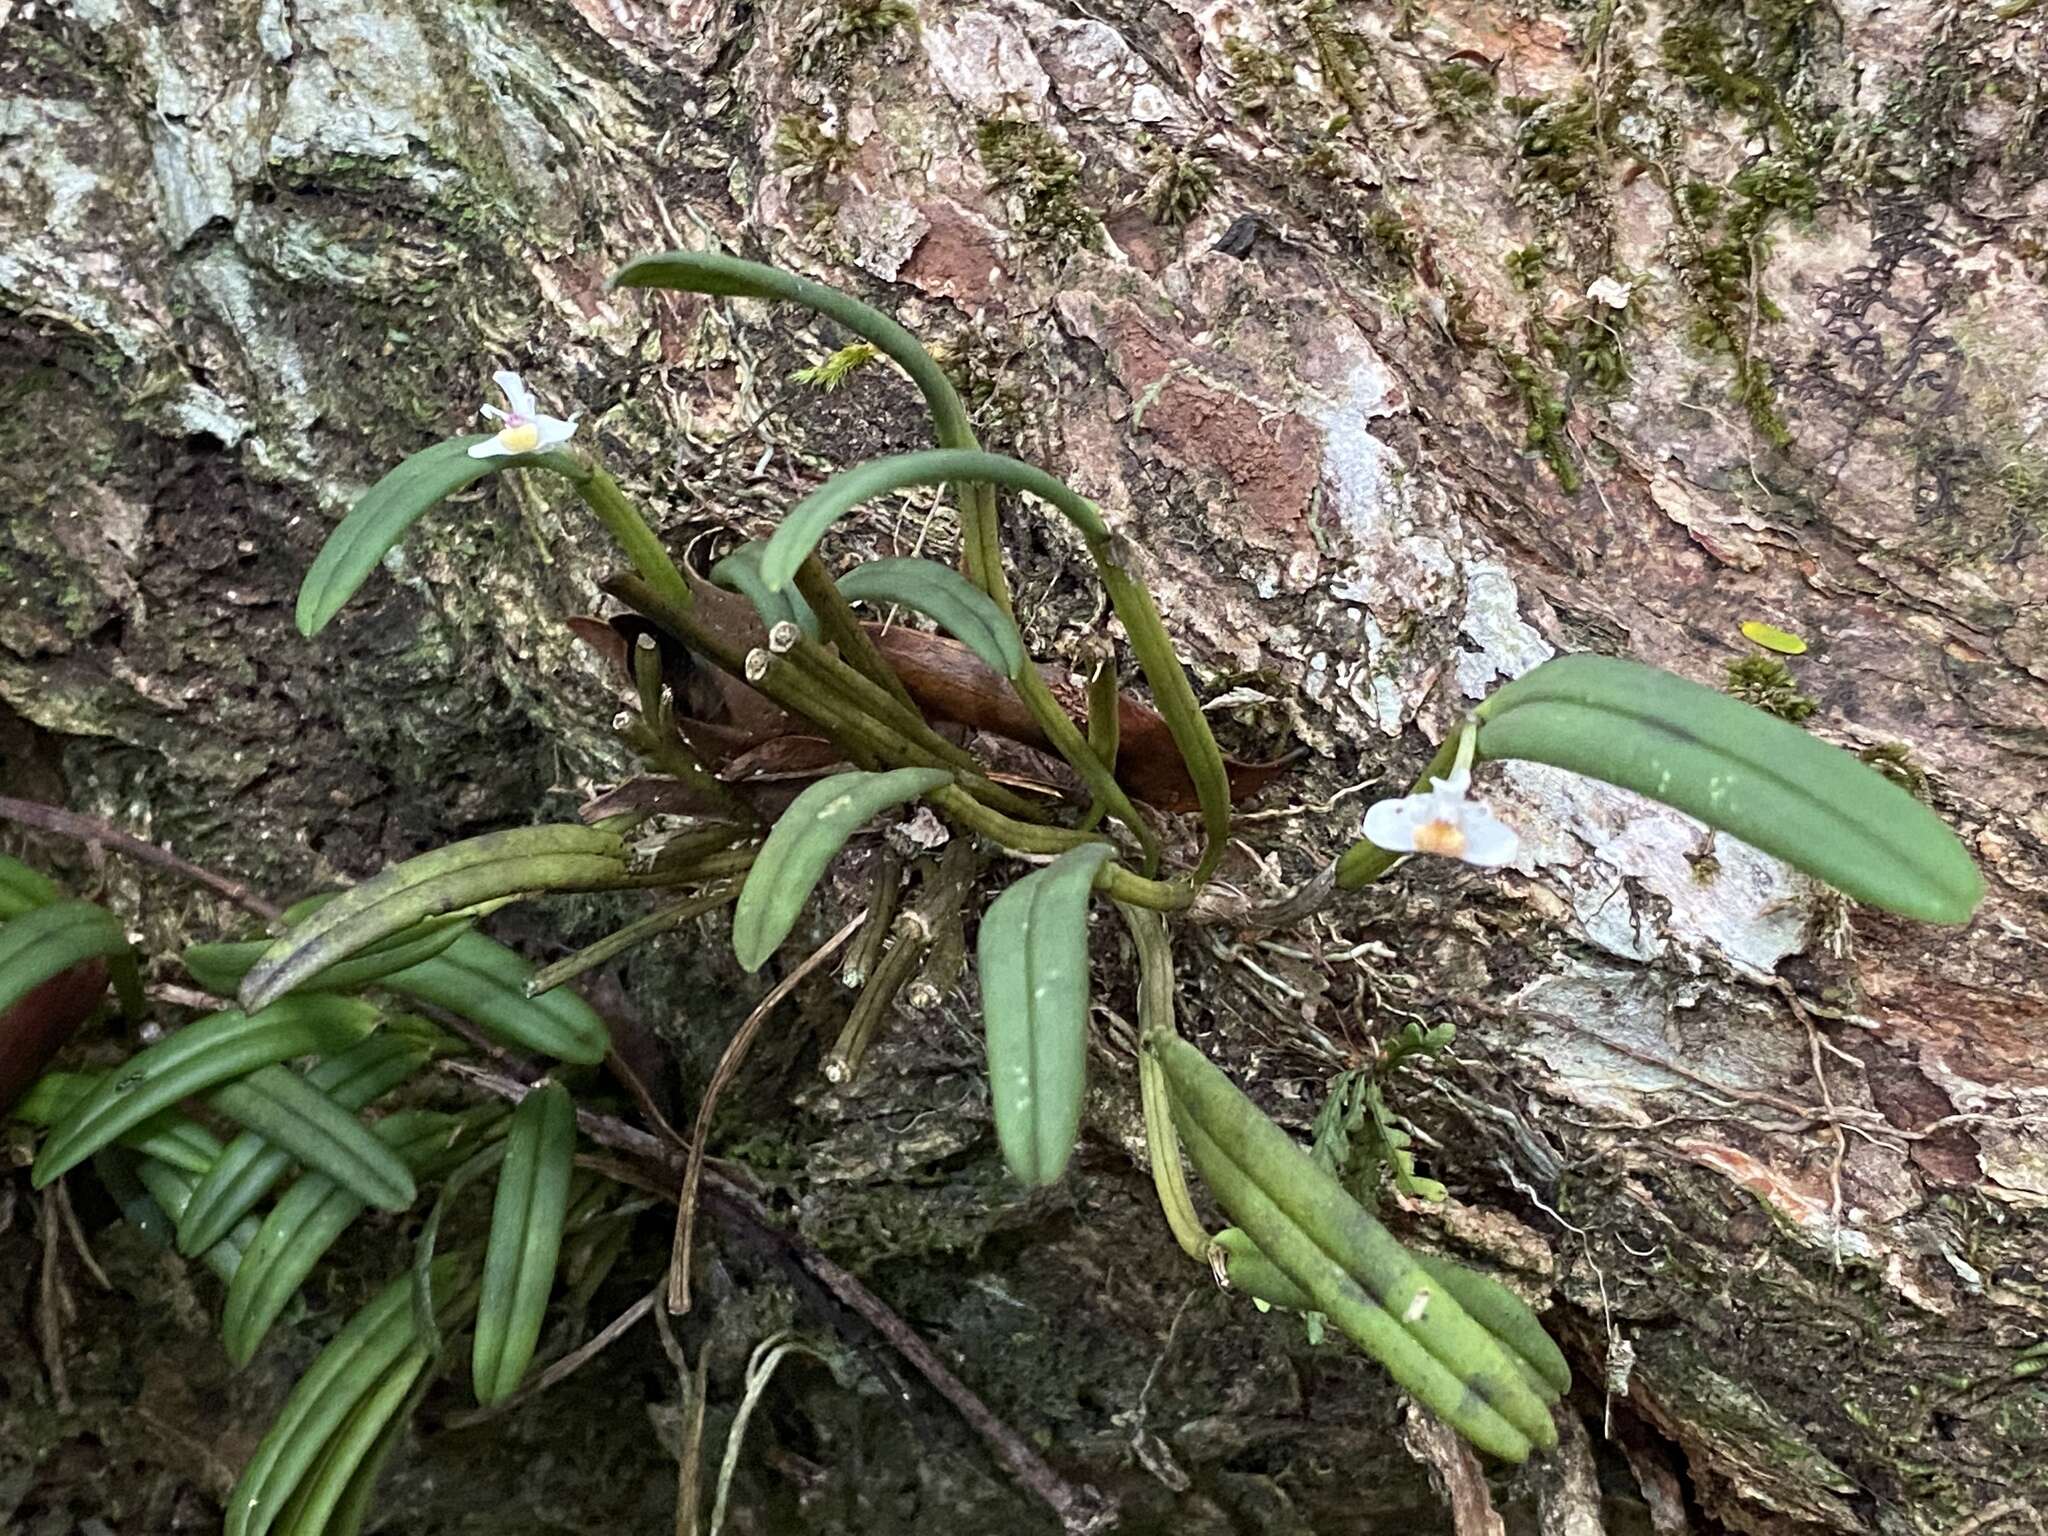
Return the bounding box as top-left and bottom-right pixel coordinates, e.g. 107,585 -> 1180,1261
497,420 -> 541,453
1411,818 -> 1467,858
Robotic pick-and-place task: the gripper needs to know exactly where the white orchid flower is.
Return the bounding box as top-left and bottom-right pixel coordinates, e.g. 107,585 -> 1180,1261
470,370 -> 579,459
1362,766 -> 1519,868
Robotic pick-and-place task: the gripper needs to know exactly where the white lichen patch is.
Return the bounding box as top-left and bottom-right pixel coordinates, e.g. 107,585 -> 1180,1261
922,11 -> 1051,115
1500,760 -> 1814,974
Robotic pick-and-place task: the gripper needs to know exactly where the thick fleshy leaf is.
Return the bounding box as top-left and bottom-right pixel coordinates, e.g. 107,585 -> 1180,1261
471,1082 -> 576,1406
0,853 -> 63,920
730,768 -> 949,972
977,844 -> 1116,1188
711,540 -> 819,640
1150,1031 -> 1558,1461
295,437 -> 581,636
1474,654 -> 1983,923
380,931 -> 610,1064
837,557 -> 1027,678
30,996 -> 383,1187
237,826 -> 626,1012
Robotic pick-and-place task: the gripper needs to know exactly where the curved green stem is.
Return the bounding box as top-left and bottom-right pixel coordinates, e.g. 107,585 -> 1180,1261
753,449 -> 1228,882
609,254 -> 1171,875
569,468 -> 696,622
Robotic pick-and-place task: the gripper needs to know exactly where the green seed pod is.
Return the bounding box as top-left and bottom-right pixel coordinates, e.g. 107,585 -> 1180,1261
978,844 -> 1116,1187
1474,654 -> 1982,923
836,557 -> 1028,678
471,1082 -> 577,1406
238,826 -> 627,1012
31,996 -> 383,1188
731,767 -> 950,972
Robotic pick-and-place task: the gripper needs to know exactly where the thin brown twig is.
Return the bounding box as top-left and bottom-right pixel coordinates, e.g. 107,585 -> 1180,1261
670,912 -> 863,1315
37,1188 -> 74,1412
54,1179 -> 111,1290
0,795 -> 283,922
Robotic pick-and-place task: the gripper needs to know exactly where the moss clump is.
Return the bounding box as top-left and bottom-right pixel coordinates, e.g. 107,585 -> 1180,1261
1224,39 -> 1293,115
1365,208 -> 1417,271
1725,656 -> 1815,720
976,120 -> 1100,257
1505,245 -> 1548,292
1513,89 -> 1612,197
1497,348 -> 1581,492
771,114 -> 851,176
1427,60 -> 1497,126
1533,299 -> 1630,395
1141,142 -> 1219,228
829,0 -> 917,42
1302,0 -> 1371,117
1858,743 -> 1929,800
1670,156 -> 1816,447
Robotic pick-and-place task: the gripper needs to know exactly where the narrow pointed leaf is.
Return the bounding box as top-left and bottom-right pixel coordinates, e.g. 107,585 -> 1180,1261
237,826 -> 627,1013
223,1110 -> 497,1368
731,768 -> 950,972
380,931 -> 610,1064
203,1064 -> 417,1218
13,1071 -> 226,1176
0,853 -> 62,920
275,1350 -> 432,1536
227,1258 -> 471,1536
837,557 -> 1027,678
978,843 -> 1116,1187
179,1033 -> 432,1256
295,437 -> 579,636
31,996 -> 383,1187
472,1081 -> 576,1406
0,901 -> 130,1015
185,915 -> 471,999
1474,654 -> 1983,923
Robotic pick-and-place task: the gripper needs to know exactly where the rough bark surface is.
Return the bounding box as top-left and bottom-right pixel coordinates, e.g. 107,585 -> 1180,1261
3,0 -> 2046,1533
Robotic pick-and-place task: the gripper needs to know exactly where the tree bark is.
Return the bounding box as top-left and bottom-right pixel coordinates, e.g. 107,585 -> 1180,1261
3,0 -> 2045,1532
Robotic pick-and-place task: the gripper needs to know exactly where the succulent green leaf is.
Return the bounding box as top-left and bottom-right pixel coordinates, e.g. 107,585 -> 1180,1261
380,931 -> 610,1064
185,915 -> 471,999
1150,1031 -> 1558,1460
227,1257 -> 471,1536
223,1110 -> 495,1368
731,767 -> 950,972
1412,1253 -> 1571,1399
0,853 -> 63,920
472,1081 -> 576,1406
122,1154 -> 263,1284
237,826 -> 627,1013
836,557 -> 1028,678
1474,654 -> 1983,923
711,539 -> 820,639
12,1070 -> 225,1176
295,437 -> 580,637
30,996 -> 383,1188
978,843 -> 1116,1187
177,1033 -> 431,1255
754,449 -> 1112,596
0,900 -> 130,1016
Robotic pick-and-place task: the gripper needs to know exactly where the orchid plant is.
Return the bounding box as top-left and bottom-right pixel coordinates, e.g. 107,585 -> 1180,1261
2,247 -> 1984,1532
